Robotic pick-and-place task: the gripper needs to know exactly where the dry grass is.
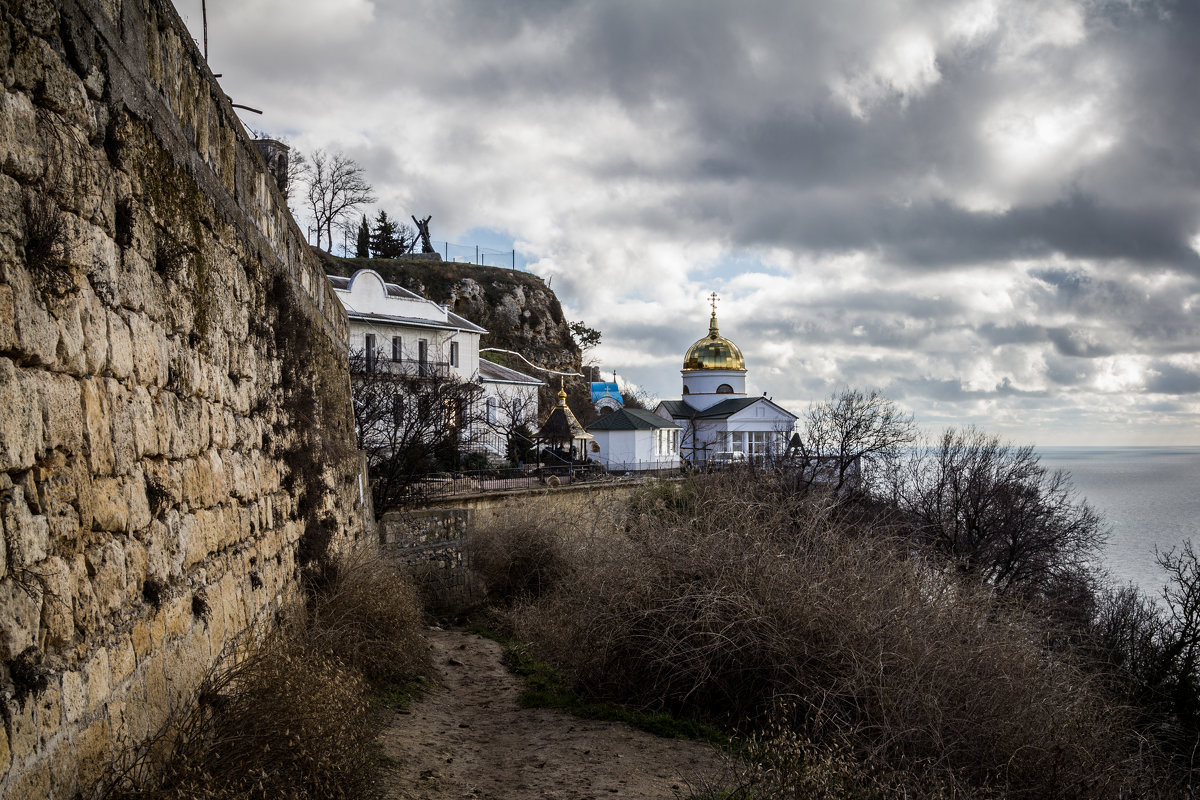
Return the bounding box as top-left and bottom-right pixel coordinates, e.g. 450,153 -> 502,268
101,627 -> 374,800
306,544 -> 429,686
469,490 -> 627,605
97,545 -> 428,800
498,472 -> 1179,799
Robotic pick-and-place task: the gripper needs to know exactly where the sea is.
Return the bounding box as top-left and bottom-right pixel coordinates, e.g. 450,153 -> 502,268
1037,446 -> 1200,594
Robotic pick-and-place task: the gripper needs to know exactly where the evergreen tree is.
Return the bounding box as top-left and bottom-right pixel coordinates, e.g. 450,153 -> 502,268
355,214 -> 370,258
371,210 -> 403,259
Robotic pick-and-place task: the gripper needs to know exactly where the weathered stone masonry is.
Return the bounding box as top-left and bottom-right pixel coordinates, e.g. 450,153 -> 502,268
0,1 -> 365,796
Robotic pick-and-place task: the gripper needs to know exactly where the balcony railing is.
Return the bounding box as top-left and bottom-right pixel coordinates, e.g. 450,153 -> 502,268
356,354 -> 451,378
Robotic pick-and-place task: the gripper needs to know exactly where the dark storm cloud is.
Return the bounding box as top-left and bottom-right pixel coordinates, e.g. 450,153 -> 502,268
421,1 -> 1200,273
1145,363 -> 1200,395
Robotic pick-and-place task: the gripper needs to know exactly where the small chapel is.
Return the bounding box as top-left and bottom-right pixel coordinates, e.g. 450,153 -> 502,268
586,294 -> 798,469
654,294 -> 799,466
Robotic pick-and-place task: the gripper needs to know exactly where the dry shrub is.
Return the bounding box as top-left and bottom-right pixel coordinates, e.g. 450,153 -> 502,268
470,491 -> 625,604
306,544 -> 429,686
507,473 -> 1177,798
99,545 -> 429,799
102,627 -> 373,800
689,716 -> 991,800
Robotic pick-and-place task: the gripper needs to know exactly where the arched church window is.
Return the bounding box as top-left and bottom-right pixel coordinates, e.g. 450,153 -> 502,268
716,383 -> 734,394
682,386 -> 690,395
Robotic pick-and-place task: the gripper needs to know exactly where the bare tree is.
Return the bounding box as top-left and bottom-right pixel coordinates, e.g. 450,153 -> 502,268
475,387 -> 540,466
891,426 -> 1105,597
792,388 -> 916,494
349,349 -> 481,509
305,150 -> 376,251
1088,545 -> 1200,752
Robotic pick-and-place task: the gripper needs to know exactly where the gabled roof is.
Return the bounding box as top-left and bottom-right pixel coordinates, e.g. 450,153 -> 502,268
586,408 -> 680,432
344,310 -> 487,335
657,396 -> 798,421
328,270 -> 487,334
479,359 -> 543,386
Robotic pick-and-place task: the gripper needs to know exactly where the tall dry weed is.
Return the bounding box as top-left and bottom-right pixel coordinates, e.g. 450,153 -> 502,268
470,489 -> 628,604
100,627 -> 373,800
306,544 -> 429,686
506,473 -> 1179,798
98,544 -> 429,800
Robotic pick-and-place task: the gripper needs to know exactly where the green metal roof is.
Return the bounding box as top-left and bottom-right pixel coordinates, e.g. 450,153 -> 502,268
586,408 -> 680,432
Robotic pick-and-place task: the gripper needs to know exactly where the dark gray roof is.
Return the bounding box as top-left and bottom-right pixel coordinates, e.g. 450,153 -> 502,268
345,310 -> 487,335
657,396 -> 797,420
479,359 -> 543,385
537,406 -> 591,441
586,408 -> 680,432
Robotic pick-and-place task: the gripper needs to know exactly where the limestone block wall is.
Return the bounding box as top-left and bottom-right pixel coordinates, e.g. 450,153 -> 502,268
0,1 -> 365,796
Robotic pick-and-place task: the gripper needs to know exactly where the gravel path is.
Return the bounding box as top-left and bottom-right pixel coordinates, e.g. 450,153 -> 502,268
377,627 -> 727,800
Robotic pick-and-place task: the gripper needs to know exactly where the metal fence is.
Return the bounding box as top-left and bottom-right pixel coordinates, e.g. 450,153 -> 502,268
396,462 -> 683,501
433,241 -> 528,271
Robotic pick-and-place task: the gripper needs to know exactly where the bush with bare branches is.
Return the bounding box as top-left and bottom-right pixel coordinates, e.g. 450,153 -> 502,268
505,472 -> 1177,798
305,545 -> 429,686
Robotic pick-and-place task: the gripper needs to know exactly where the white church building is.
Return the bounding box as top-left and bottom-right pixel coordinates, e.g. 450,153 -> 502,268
586,296 -> 798,469
654,298 -> 798,466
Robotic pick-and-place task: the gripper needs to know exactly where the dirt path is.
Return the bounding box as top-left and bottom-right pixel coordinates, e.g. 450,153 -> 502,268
377,627 -> 728,800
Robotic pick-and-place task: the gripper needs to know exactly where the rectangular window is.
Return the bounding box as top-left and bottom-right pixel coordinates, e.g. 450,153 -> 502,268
748,432 -> 769,463
418,339 -> 429,376
450,341 -> 459,367
392,395 -> 403,427
730,432 -> 745,452
364,333 -> 376,373
392,336 -> 402,361
487,396 -> 498,424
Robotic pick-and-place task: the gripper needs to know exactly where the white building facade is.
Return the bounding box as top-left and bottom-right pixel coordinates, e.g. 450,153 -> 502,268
584,408 -> 680,471
328,269 -> 542,461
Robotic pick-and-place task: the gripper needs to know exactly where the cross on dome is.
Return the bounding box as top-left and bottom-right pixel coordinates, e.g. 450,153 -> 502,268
709,292 -> 720,316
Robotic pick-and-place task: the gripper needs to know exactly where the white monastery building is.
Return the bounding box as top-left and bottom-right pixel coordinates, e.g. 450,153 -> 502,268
328,268 -> 542,459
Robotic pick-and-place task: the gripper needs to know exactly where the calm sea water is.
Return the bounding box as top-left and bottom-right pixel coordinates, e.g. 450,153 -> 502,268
1037,447 -> 1200,592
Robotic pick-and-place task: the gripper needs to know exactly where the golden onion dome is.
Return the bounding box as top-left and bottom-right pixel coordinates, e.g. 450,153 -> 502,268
683,313 -> 745,371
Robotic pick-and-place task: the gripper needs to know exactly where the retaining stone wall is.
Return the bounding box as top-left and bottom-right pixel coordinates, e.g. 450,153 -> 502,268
0,1 -> 365,796
382,482 -> 651,611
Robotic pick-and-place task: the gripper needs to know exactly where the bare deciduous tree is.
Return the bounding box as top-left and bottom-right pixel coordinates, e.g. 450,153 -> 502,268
305,150 -> 375,252
891,426 -> 1105,597
349,349 -> 481,509
792,388 -> 916,494
475,386 -> 540,466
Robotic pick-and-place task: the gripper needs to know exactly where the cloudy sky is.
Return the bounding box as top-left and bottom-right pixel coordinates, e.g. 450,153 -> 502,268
179,0 -> 1200,445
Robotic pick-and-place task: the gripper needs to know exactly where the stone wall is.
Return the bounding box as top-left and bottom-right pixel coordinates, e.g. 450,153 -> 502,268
382,481 -> 650,611
0,1 -> 366,796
